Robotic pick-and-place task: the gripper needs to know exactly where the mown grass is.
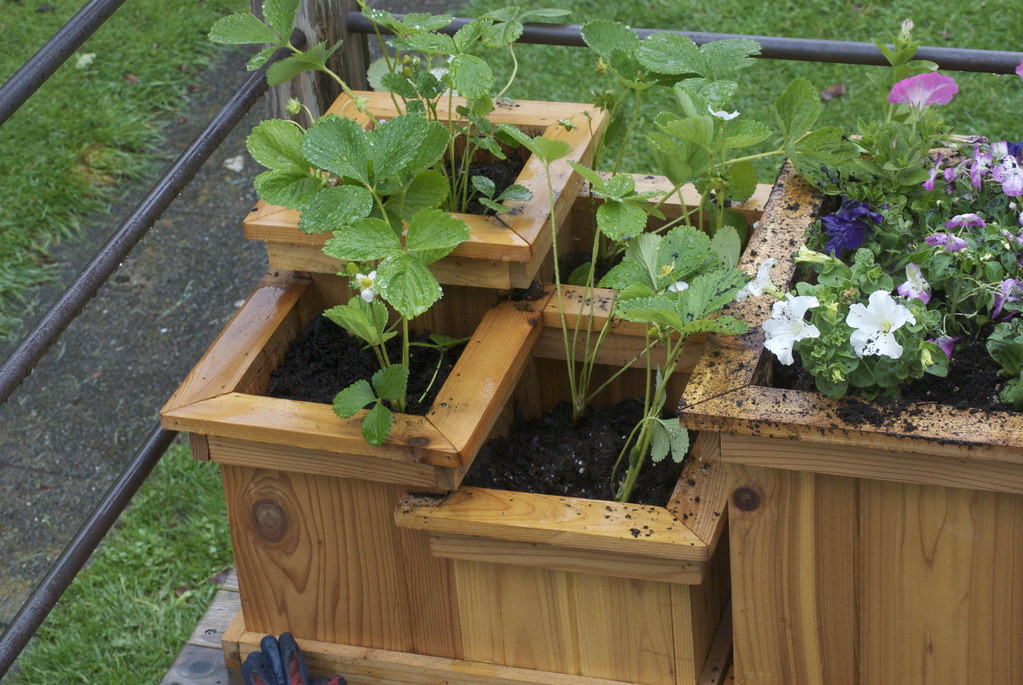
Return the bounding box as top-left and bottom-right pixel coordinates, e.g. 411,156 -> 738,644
0,0 -> 246,340
7,440 -> 233,685
460,0 -> 1023,176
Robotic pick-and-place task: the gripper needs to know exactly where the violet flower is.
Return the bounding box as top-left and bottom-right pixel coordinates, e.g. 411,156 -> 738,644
821,198 -> 883,256
1017,62 -> 1023,80
970,145 -> 993,189
923,154 -> 943,191
897,263 -> 931,304
993,278 -> 1023,320
924,233 -> 968,252
888,73 -> 958,107
993,155 -> 1023,197
928,335 -> 960,359
945,213 -> 986,230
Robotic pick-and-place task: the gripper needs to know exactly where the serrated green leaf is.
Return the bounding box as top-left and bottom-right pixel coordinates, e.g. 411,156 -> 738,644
266,45 -> 328,85
401,32 -> 457,55
482,20 -> 523,48
718,119 -> 771,150
323,218 -> 400,261
711,226 -> 742,268
658,226 -> 717,283
298,185 -> 373,234
323,299 -> 390,346
389,170 -> 449,221
658,114 -> 715,149
246,119 -> 307,171
497,184 -> 532,203
723,160 -> 758,203
302,115 -> 370,183
498,124 -> 570,164
675,77 -> 737,109
449,54 -> 493,98
566,160 -> 606,191
253,169 -> 321,209
607,48 -> 649,90
361,402 -> 394,445
519,8 -> 571,20
699,38 -> 761,79
598,259 -> 650,291
454,18 -> 490,51
650,420 -> 670,463
602,173 -> 635,199
372,364 -> 408,401
371,114 -> 432,179
366,56 -> 392,91
406,208 -> 471,259
401,13 -> 453,32
333,380 -> 376,417
676,269 -> 749,321
615,296 -> 687,330
636,33 -> 702,75
409,119 -> 450,170
380,72 -> 419,99
263,0 -> 300,35
581,20 -> 639,59
246,45 -> 278,71
479,198 -> 509,213
471,175 -> 496,199
597,200 -> 646,241
481,7 -> 523,22
377,252 -> 442,318
774,77 -> 821,146
208,13 -> 279,45
654,418 -> 689,463
624,231 -> 661,285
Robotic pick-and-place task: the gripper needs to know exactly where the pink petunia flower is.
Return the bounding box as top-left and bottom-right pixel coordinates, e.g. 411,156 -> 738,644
925,233 -> 968,252
888,73 -> 958,107
897,263 -> 931,304
945,213 -> 986,229
1016,62 -> 1023,80
993,156 -> 1023,197
928,335 -> 960,359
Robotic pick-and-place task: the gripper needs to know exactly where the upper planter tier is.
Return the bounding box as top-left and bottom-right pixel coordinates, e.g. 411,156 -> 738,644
244,91 -> 605,290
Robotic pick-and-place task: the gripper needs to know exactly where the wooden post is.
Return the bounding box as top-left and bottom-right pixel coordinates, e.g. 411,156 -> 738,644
250,0 -> 367,122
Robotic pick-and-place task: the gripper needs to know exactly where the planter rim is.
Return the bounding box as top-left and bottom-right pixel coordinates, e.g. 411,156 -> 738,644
680,163 -> 1023,463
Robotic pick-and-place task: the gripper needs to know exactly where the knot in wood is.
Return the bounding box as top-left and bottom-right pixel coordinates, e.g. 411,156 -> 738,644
251,499 -> 288,542
732,487 -> 761,512
408,436 -> 430,448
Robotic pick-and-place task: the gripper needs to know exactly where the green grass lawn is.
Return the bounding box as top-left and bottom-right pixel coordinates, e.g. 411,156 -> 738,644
0,0 -> 246,341
7,440 -> 233,684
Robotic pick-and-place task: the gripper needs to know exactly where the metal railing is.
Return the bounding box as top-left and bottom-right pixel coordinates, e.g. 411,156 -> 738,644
0,3 -> 1020,678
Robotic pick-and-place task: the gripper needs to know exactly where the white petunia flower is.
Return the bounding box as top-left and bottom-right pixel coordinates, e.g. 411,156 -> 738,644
763,294 -> 820,365
355,271 -> 377,303
708,105 -> 740,120
736,258 -> 778,302
846,290 -> 915,358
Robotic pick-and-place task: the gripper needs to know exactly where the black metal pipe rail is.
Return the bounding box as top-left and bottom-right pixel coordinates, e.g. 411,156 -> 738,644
0,0 -> 127,127
347,13 -> 1023,74
0,425 -> 176,677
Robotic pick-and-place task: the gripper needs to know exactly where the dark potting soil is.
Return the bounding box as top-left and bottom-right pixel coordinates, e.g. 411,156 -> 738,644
462,399 -> 684,506
264,314 -> 463,415
464,156 -> 526,215
772,336 -> 1013,429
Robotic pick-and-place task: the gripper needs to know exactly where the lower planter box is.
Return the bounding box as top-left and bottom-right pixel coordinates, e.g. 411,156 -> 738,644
162,267 -> 733,684
680,164 -> 1023,684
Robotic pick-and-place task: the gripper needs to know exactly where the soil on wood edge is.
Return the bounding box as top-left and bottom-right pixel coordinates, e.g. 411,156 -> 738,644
772,335 -> 1016,431
462,399 -> 684,507
264,314 -> 462,416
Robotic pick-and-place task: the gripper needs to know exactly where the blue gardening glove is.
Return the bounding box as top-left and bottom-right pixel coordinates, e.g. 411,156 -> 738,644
241,633 -> 346,685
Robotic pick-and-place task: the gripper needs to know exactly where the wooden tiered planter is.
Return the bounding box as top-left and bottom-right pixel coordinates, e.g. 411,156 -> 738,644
244,90 -> 604,291
162,271 -> 732,685
680,164 -> 1023,685
164,173 -> 771,683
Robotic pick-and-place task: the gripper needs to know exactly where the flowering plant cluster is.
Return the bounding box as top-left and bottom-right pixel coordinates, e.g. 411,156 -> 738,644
758,22 -> 1023,407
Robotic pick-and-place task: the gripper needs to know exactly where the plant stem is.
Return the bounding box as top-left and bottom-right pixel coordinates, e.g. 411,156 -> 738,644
497,44 -> 519,98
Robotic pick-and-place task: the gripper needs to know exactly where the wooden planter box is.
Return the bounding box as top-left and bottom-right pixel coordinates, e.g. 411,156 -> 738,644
679,164 -> 1023,685
165,179 -> 772,684
201,277 -> 733,685
244,91 -> 605,291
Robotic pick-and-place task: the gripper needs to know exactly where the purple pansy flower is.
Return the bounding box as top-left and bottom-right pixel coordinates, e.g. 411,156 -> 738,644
888,73 -> 958,107
945,213 -> 986,230
1008,142 -> 1023,160
821,197 -> 884,256
897,263 -> 931,304
970,145 -> 994,189
993,155 -> 1023,197
925,233 -> 968,252
993,279 -> 1023,320
928,335 -> 961,359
